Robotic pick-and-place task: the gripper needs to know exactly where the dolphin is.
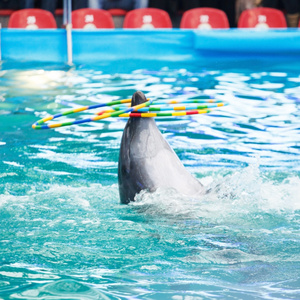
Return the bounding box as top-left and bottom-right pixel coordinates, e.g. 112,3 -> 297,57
118,91 -> 204,204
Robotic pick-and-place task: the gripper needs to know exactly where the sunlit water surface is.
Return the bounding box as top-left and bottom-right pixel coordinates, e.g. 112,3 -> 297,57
0,59 -> 299,299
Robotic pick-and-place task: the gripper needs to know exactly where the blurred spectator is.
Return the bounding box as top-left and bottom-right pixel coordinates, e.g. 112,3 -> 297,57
19,0 -> 35,8
236,0 -> 259,22
42,1 -> 88,15
261,0 -> 300,27
180,0 -> 237,27
200,0 -> 236,27
149,0 -> 236,27
148,0 -> 178,16
88,0 -> 148,10
18,0 -> 88,15
0,0 -> 21,9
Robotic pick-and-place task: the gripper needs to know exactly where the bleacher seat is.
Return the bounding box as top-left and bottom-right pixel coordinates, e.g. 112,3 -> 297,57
238,7 -> 287,28
108,8 -> 127,28
0,9 -> 15,28
123,8 -> 172,29
0,9 -> 14,16
55,8 -> 63,16
180,8 -> 229,29
8,8 -> 57,29
72,8 -> 114,29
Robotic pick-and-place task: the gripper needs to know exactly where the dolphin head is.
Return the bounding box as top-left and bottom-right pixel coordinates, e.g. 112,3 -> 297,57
131,91 -> 147,106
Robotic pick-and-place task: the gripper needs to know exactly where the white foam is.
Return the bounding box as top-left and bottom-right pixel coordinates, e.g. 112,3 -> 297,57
3,161 -> 24,168
132,164 -> 300,223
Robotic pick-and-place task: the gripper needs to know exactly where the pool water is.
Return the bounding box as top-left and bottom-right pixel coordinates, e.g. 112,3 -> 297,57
0,59 -> 299,299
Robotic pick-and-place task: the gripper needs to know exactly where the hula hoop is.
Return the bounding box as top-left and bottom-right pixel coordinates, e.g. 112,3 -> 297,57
32,98 -> 227,130
119,109 -> 212,118
32,98 -> 152,130
96,102 -> 225,115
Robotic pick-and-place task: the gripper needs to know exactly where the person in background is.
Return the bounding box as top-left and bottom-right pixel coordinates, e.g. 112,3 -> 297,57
19,0 -> 88,15
149,0 -> 236,27
43,0 -> 88,15
200,0 -> 236,27
0,0 -> 22,9
177,0 -> 237,27
236,0 -> 260,23
148,0 -> 177,17
19,0 -> 36,9
261,0 -> 300,27
88,0 -> 148,10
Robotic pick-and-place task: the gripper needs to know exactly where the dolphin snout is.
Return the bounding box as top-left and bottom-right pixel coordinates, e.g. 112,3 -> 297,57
132,91 -> 147,106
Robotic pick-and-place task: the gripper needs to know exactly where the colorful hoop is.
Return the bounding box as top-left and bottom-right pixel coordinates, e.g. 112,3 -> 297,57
32,98 -> 227,130
32,98 -> 152,130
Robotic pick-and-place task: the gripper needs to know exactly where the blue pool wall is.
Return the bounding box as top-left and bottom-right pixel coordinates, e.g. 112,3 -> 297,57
2,28 -> 300,64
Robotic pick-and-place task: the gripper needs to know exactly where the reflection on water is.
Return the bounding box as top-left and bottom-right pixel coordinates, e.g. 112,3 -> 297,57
0,61 -> 299,299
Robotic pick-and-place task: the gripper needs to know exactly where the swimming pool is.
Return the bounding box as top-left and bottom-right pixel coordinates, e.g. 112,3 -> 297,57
0,56 -> 299,299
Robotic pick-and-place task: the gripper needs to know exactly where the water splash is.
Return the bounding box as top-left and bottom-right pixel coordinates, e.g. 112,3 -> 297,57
133,163 -> 300,222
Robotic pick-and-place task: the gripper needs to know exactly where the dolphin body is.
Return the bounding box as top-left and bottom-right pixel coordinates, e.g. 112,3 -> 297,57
118,91 -> 204,204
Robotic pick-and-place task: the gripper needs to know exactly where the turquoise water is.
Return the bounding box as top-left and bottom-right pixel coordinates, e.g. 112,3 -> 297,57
0,59 -> 299,299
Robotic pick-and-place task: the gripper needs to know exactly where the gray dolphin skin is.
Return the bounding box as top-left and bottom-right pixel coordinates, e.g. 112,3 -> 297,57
118,91 -> 204,204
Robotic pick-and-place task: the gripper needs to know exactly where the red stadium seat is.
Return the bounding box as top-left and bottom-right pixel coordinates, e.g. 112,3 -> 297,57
123,8 -> 172,29
72,8 -> 114,29
0,9 -> 15,28
55,8 -> 63,16
238,8 -> 287,28
8,9 -> 57,29
180,8 -> 229,29
0,10 -> 15,16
